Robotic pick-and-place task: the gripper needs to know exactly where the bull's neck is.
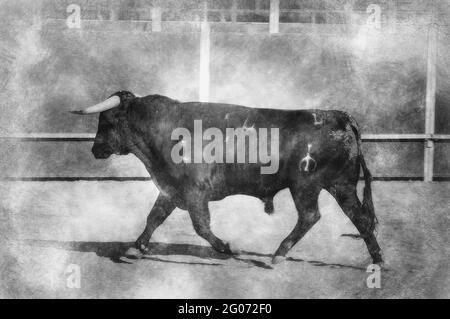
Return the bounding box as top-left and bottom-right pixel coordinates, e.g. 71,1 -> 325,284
124,120 -> 178,199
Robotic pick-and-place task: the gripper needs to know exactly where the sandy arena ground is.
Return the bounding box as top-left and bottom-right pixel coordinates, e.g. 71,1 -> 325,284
0,181 -> 449,298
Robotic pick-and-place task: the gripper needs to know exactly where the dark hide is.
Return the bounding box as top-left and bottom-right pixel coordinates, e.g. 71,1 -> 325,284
90,91 -> 382,264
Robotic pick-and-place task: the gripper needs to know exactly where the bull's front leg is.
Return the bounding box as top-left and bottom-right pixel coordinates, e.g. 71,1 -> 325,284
188,200 -> 232,255
135,193 -> 176,253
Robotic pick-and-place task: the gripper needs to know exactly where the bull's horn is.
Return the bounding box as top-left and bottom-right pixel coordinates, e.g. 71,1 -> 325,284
69,95 -> 120,115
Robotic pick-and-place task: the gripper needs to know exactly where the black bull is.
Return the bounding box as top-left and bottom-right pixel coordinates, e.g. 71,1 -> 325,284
86,91 -> 382,264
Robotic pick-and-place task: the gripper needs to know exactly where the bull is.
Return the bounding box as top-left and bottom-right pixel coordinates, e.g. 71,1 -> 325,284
71,91 -> 382,264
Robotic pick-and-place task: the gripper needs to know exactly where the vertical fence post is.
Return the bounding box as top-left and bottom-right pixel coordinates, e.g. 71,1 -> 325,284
424,14 -> 437,182
199,0 -> 210,102
388,0 -> 397,32
110,0 -> 119,20
255,0 -> 261,11
269,0 -> 279,34
231,0 -> 237,23
151,4 -> 161,32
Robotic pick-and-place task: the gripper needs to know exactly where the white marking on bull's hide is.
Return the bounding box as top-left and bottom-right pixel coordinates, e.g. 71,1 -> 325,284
299,143 -> 317,172
225,113 -> 230,120
312,113 -> 323,126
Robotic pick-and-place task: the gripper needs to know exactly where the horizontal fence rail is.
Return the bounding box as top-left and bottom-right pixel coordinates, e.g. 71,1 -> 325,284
2,133 -> 450,142
42,19 -> 450,35
1,133 -> 449,182
0,177 -> 434,182
43,0 -> 448,27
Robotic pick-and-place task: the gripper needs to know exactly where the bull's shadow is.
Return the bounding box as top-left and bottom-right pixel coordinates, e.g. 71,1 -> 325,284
22,239 -> 272,269
22,240 -> 365,271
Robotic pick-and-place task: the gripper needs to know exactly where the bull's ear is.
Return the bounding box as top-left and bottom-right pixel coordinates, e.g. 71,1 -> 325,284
117,92 -> 136,113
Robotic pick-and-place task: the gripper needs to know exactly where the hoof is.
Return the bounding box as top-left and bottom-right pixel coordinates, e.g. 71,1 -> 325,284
124,247 -> 144,260
373,259 -> 384,266
373,260 -> 385,270
372,253 -> 383,265
230,247 -> 242,255
138,243 -> 150,254
272,255 -> 286,264
217,242 -> 233,255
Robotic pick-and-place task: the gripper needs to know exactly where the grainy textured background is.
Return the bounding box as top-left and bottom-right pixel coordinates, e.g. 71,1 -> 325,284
0,0 -> 449,298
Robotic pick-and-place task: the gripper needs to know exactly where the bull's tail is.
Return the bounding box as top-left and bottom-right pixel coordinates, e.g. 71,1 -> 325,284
360,151 -> 378,233
348,115 -> 378,234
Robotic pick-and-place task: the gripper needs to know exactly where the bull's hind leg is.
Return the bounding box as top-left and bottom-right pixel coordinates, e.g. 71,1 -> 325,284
188,200 -> 232,254
331,184 -> 382,264
272,187 -> 321,264
135,193 -> 176,252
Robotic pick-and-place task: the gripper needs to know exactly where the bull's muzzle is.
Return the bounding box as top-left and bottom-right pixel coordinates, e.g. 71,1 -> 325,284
92,144 -> 112,159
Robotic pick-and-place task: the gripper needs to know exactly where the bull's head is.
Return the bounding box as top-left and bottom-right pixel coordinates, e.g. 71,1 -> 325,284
70,91 -> 136,159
